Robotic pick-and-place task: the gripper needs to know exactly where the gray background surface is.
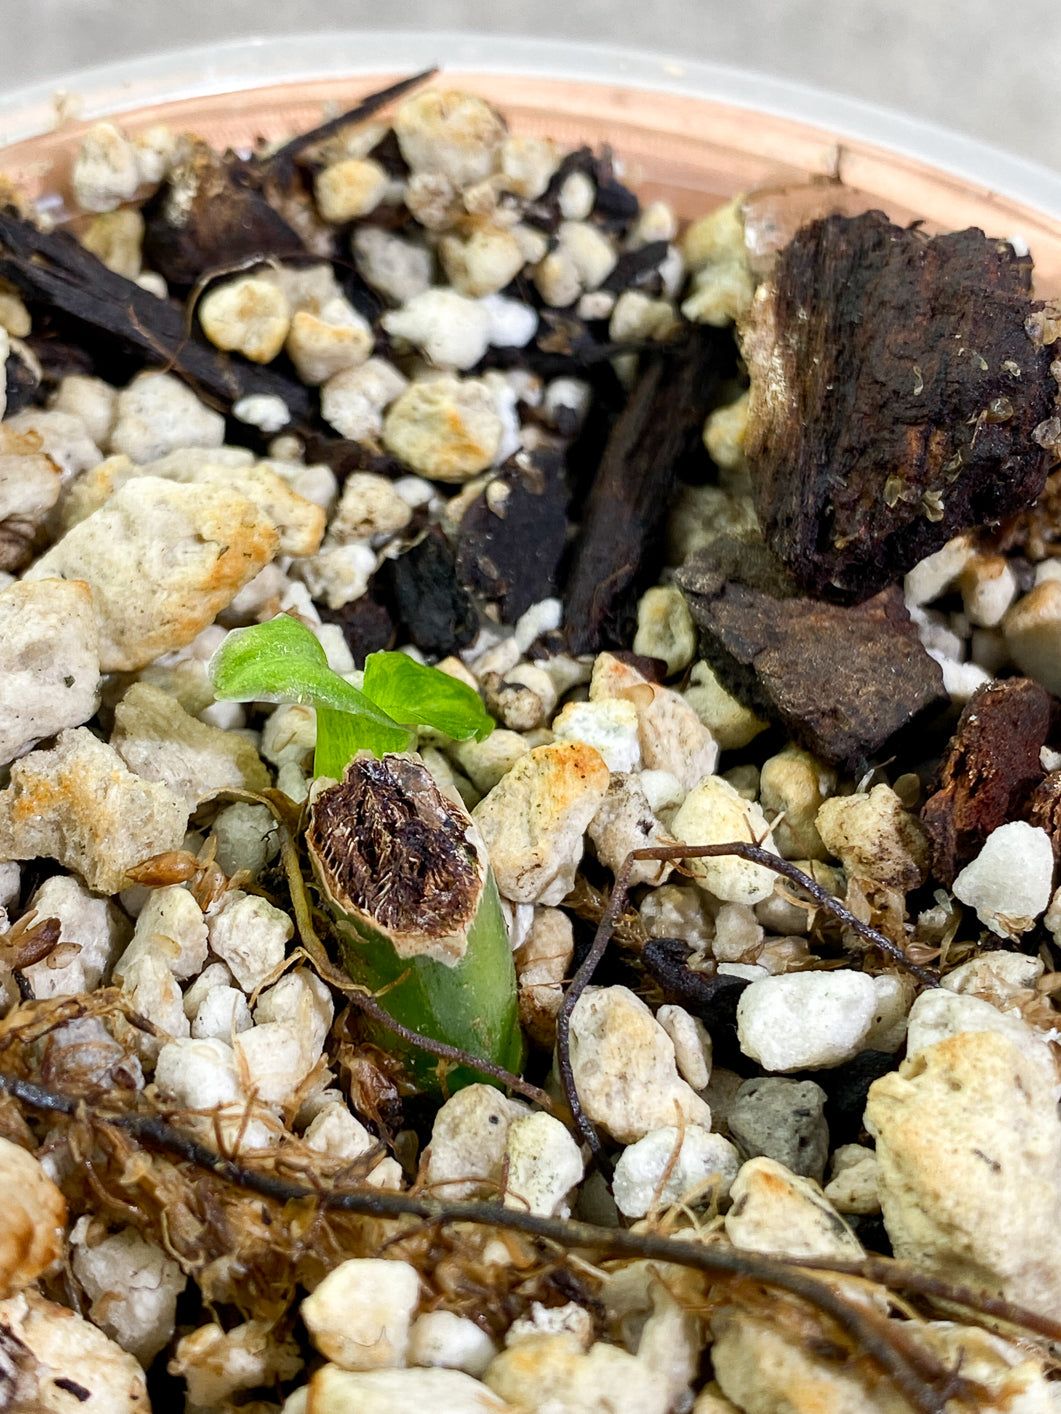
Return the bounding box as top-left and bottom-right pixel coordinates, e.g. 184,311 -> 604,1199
5,0 -> 1060,176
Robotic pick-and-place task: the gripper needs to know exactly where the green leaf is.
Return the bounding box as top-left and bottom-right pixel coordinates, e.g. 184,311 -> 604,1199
362,651 -> 495,743
208,615 -> 414,773
313,705 -> 411,780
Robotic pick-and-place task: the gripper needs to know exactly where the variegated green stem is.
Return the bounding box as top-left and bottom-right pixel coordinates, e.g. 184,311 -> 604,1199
334,869 -> 522,1092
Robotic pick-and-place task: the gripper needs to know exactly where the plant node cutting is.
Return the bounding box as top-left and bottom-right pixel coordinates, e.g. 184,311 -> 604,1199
209,613 -> 521,1091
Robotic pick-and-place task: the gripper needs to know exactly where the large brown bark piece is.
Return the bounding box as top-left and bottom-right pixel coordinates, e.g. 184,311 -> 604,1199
742,211 -> 1059,602
677,561 -> 946,771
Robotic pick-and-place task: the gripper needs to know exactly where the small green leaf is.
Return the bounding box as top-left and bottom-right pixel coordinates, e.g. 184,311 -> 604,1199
362,651 -> 495,742
313,705 -> 410,780
208,615 -> 414,774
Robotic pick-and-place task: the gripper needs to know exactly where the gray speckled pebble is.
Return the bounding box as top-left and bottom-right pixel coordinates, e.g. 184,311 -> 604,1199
727,1077 -> 829,1183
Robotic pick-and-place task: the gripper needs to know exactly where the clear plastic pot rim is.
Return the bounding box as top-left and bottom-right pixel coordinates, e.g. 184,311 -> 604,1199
1,29 -> 1060,225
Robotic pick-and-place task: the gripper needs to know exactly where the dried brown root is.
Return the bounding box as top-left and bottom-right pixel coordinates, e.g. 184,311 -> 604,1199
5,1073 -> 1058,1414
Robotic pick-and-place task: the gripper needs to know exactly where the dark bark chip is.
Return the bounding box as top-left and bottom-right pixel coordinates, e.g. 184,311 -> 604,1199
920,677 -> 1054,884
455,450 -> 569,623
742,210 -> 1060,602
677,563 -> 947,771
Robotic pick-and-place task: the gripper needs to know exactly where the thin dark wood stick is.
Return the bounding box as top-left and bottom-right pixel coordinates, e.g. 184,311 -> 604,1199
1,1073 -> 997,1414
555,840 -> 939,1175
784,1254 -> 1061,1347
257,69 -> 437,176
629,843 -> 939,986
555,850 -> 638,1168
0,212 -> 313,423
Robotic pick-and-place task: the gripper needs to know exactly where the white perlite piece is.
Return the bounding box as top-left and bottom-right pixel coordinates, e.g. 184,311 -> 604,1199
567,986 -> 712,1145
191,985 -> 252,1040
296,541 -> 377,611
0,728 -> 189,895
736,970 -> 879,1072
633,585 -> 698,675
71,1226 -> 186,1365
725,1158 -> 865,1260
287,298 -> 374,385
71,121 -> 141,212
198,276 -> 291,363
320,356 -> 408,442
942,949 -> 1044,1000
440,225 -> 526,299
473,742 -> 610,905
0,1137 -> 66,1300
301,1259 -> 420,1371
24,476 -> 279,672
513,906 -> 574,1049
408,1313 -> 498,1378
864,973 -> 912,1053
656,1004 -> 712,1088
352,226 -> 434,305
0,422 -> 62,552
454,729 -> 532,794
152,1037 -> 275,1154
329,471 -> 413,544
210,799 -> 281,878
0,1290 -> 149,1413
587,773 -> 676,889
120,952 -> 190,1056
484,1333 -> 671,1414
394,89 -> 506,186
383,375 -> 505,482
1003,579 -> 1061,695
0,577 -> 101,766
612,1127 -> 740,1217
903,988 -> 1057,1091
633,1276 -> 706,1414
234,970 -> 333,1107
713,1307 -> 1061,1414
112,681 -> 269,807
23,873 -> 129,997
758,746 -> 834,861
952,820 -> 1054,937
866,1028 -> 1061,1315
552,698 -> 641,773
816,783 -> 929,891
207,891 -> 293,993
115,883 -> 208,984
505,1301 -> 592,1350
503,1112 -> 585,1217
154,1036 -> 242,1112
671,775 -> 780,906
170,1319 -> 302,1407
382,287 -> 493,370
232,393 -> 290,432
591,652 -> 719,792
6,406 -> 101,481
824,1145 -> 882,1216
309,1364 -> 511,1414
65,451 -> 325,557
315,156 -> 389,222
82,202 -> 142,275
108,371 -> 225,462
424,1085 -> 531,1201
